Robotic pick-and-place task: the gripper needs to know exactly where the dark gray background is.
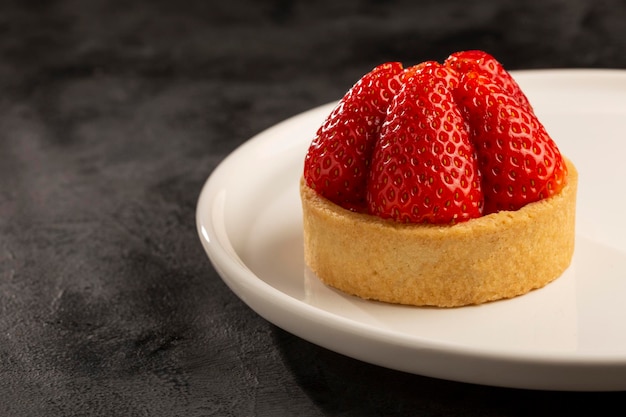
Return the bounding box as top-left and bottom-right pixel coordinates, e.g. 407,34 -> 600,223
1,0 -> 625,415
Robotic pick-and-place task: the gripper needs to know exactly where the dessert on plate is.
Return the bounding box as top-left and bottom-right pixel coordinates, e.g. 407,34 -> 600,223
300,50 -> 577,307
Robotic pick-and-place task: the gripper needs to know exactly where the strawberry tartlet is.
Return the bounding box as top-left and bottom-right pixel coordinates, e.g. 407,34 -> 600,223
300,50 -> 577,307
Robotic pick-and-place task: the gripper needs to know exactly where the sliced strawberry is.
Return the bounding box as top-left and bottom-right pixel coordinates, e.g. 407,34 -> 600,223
303,62 -> 404,210
367,63 -> 483,224
444,50 -> 533,112
455,71 -> 567,214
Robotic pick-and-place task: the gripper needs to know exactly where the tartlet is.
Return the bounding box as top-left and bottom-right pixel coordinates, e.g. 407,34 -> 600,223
300,51 -> 577,307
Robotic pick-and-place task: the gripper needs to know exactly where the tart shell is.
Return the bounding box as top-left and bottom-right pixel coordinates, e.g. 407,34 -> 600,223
300,159 -> 578,307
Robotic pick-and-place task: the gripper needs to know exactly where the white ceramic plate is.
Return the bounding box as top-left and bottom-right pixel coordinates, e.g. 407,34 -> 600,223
196,69 -> 626,391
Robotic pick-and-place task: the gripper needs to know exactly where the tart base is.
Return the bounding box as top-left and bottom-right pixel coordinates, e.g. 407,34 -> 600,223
300,159 -> 578,307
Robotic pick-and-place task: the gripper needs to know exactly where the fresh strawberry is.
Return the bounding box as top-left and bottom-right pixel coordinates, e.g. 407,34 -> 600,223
367,63 -> 483,223
454,71 -> 567,214
303,62 -> 404,210
405,60 -> 460,90
444,50 -> 533,112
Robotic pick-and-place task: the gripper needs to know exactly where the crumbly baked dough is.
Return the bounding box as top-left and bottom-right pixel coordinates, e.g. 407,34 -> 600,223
301,159 -> 577,307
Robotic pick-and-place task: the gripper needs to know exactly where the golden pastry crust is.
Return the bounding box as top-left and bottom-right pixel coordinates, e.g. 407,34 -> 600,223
301,159 -> 577,307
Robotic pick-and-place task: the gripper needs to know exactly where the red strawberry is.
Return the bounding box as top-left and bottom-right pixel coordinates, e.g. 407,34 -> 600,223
406,60 -> 460,91
444,50 -> 533,112
454,71 -> 567,214
303,62 -> 404,211
367,63 -> 483,224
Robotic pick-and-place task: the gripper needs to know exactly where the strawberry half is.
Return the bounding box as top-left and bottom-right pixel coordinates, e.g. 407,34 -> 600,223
454,71 -> 567,214
444,50 -> 533,112
367,63 -> 483,224
303,62 -> 404,210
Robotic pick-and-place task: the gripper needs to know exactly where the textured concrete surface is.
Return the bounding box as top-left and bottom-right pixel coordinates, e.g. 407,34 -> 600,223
1,0 -> 626,415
